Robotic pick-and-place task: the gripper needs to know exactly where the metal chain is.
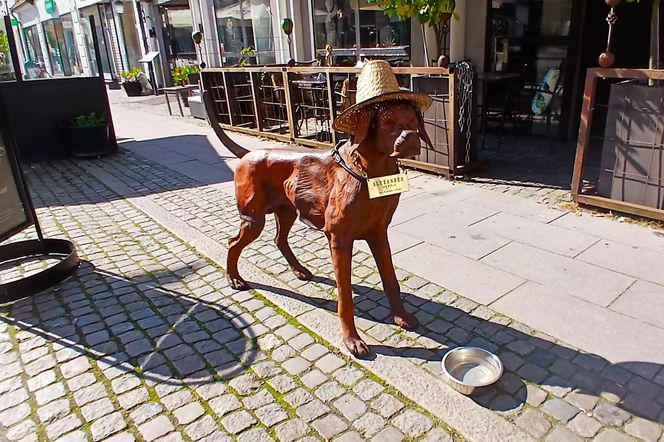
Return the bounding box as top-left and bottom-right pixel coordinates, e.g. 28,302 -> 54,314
455,61 -> 474,166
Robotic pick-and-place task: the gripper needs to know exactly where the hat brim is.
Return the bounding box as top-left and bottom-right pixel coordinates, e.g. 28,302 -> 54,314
332,91 -> 433,134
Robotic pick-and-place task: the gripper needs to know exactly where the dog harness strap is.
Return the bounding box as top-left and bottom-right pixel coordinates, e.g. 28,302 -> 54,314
331,147 -> 366,182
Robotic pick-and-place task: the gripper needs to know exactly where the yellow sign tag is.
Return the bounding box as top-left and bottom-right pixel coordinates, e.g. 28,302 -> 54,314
367,173 -> 409,199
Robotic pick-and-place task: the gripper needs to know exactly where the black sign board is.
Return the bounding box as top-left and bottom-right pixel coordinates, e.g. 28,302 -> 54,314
0,98 -> 33,243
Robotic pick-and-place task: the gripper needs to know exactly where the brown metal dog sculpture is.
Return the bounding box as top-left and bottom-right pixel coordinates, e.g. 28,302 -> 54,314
204,61 -> 434,357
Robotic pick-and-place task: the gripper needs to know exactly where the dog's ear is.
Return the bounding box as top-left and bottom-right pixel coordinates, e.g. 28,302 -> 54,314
416,109 -> 435,151
352,107 -> 377,146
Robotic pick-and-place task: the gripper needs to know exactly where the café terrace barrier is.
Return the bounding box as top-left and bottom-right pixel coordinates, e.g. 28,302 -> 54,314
200,66 -> 477,179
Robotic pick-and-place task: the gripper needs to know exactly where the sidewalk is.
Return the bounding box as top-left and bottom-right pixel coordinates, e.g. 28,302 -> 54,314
110,93 -> 664,368
0,95 -> 662,442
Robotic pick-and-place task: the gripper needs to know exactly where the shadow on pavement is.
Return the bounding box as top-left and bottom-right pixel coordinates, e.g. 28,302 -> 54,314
25,138 -> 236,209
2,263 -> 258,387
249,276 -> 664,421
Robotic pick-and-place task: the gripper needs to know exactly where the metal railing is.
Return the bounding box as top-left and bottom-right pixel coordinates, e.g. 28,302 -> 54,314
201,66 -> 475,178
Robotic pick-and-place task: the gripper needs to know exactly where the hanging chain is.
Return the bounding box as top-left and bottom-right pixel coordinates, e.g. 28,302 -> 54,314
455,61 -> 474,167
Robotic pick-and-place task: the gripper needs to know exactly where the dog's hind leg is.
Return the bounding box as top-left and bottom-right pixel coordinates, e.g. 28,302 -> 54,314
274,207 -> 313,281
227,214 -> 265,290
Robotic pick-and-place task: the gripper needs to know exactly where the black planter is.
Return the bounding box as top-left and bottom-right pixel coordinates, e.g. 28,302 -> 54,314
60,124 -> 112,158
187,73 -> 200,85
122,81 -> 142,97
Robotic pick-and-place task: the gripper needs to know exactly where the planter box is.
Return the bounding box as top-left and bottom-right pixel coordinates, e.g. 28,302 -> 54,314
188,73 -> 200,85
60,124 -> 112,158
122,81 -> 143,97
187,94 -> 207,120
597,83 -> 664,210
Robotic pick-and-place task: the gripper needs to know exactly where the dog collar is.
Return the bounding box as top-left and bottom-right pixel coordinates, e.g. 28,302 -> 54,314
331,143 -> 367,182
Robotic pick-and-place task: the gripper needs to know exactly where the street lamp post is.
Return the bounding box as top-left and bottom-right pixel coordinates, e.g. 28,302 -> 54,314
191,30 -> 205,69
281,18 -> 293,63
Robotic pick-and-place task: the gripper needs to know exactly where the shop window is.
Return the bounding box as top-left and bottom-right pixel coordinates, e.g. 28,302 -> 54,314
312,0 -> 410,60
164,8 -> 196,60
117,3 -> 143,69
42,18 -> 72,76
80,6 -> 114,78
214,0 -> 275,65
358,0 -> 409,48
23,26 -> 45,68
61,14 -> 82,75
489,0 -> 572,80
312,0 -> 356,50
0,20 -> 15,81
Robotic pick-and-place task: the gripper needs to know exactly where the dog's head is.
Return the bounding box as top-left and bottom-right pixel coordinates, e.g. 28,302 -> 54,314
352,101 -> 433,159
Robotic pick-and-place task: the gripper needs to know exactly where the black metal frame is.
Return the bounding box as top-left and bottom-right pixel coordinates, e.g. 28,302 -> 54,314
0,16 -> 80,301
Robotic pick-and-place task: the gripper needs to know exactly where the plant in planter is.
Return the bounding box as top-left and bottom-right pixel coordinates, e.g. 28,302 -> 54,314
239,47 -> 257,67
120,67 -> 144,96
60,112 -> 112,158
171,65 -> 200,86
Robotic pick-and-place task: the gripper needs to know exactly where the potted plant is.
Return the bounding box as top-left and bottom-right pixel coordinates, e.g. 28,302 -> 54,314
171,65 -> 200,86
120,67 -> 143,96
60,112 -> 112,158
239,47 -> 257,66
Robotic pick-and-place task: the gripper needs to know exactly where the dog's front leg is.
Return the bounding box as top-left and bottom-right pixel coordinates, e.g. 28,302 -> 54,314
328,235 -> 369,357
367,232 -> 419,330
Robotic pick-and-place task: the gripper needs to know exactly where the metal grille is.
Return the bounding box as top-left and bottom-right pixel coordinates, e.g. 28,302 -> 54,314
257,72 -> 289,134
289,72 -> 333,143
201,72 -> 230,125
200,66 -> 468,178
573,69 -> 664,220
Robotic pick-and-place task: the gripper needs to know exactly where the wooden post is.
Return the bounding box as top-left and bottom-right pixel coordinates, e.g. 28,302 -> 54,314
221,71 -> 234,126
249,72 -> 263,131
326,71 -> 337,144
282,69 -> 296,141
571,69 -> 599,197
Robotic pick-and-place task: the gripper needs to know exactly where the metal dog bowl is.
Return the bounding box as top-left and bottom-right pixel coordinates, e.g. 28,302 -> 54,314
441,347 -> 503,396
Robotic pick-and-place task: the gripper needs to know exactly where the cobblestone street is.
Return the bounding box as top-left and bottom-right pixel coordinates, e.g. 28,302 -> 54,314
1,98 -> 664,442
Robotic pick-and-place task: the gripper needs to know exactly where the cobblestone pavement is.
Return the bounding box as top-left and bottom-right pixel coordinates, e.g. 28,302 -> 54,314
0,161 -> 457,442
1,148 -> 663,442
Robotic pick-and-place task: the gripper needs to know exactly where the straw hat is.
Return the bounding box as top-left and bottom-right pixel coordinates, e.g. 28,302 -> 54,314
333,60 -> 432,134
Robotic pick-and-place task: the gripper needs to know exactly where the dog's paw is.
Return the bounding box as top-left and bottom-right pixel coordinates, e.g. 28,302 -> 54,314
292,266 -> 313,281
228,275 -> 250,291
393,311 -> 419,330
344,336 -> 370,358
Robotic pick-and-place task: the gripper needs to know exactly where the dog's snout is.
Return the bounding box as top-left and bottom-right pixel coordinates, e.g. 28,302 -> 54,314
390,130 -> 422,158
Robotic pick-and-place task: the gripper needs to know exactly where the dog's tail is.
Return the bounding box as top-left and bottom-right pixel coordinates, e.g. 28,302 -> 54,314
203,90 -> 250,159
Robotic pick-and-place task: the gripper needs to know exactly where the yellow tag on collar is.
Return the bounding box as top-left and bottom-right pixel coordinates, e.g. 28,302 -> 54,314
367,173 -> 409,199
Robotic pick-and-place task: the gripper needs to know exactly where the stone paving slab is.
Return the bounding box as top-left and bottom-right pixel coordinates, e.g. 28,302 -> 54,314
392,242 -> 526,305
468,212 -> 599,258
395,195 -> 499,228
460,190 -> 566,224
481,242 -> 635,307
610,280 -> 664,329
551,212 -> 664,255
492,281 -> 664,366
392,214 -> 510,260
576,240 -> 664,287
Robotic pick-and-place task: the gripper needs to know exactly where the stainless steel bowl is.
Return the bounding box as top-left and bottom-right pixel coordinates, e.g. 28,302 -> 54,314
441,347 -> 503,396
